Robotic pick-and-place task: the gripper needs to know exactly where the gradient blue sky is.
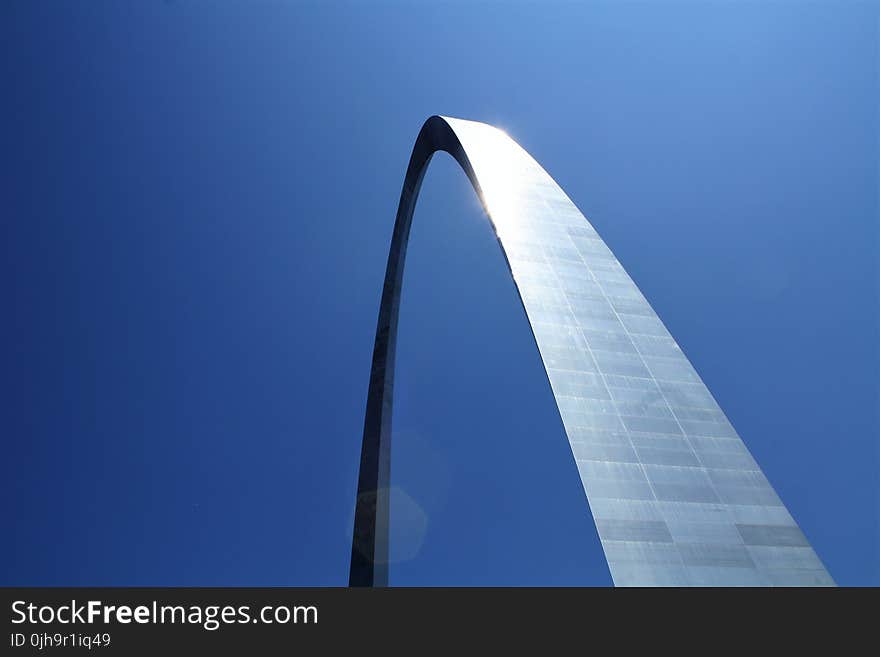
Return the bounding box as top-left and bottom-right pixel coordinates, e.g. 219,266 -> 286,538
3,2 -> 877,586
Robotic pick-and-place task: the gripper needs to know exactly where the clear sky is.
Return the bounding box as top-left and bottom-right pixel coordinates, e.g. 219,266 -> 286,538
3,1 -> 877,586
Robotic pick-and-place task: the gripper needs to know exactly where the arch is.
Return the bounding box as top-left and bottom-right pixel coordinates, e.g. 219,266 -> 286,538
350,116 -> 833,587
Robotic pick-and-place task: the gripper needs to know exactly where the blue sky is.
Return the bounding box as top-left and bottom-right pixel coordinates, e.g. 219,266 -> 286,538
2,2 -> 877,586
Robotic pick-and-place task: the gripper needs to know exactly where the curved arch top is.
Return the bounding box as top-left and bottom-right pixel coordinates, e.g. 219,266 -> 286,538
350,116 -> 833,587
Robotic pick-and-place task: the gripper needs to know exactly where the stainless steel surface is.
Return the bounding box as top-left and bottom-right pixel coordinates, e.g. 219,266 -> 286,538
350,115 -> 833,587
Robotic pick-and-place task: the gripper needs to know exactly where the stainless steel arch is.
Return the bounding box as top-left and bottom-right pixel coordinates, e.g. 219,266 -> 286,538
350,115 -> 833,587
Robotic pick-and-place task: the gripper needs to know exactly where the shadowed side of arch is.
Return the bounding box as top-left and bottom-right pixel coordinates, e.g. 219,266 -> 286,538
350,116 -> 833,588
349,117 -> 484,587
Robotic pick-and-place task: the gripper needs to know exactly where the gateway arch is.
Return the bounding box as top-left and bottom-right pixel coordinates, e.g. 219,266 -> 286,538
350,115 -> 833,587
